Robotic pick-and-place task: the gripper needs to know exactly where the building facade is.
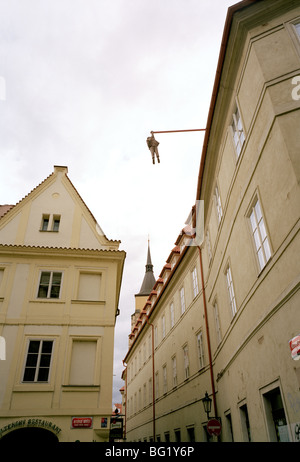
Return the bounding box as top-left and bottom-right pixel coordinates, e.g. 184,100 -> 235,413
123,0 -> 300,442
0,165 -> 125,442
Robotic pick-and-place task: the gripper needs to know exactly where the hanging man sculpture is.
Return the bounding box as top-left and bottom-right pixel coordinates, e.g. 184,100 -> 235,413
146,133 -> 160,164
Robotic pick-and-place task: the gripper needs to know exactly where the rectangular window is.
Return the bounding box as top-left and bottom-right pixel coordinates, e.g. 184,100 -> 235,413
172,355 -> 177,387
149,378 -> 152,403
183,344 -> 190,379
232,106 -> 245,157
69,340 -> 97,385
197,331 -> 205,369
23,340 -> 53,382
206,230 -> 212,263
240,404 -> 251,442
143,383 -> 147,407
192,267 -> 199,298
294,21 -> 300,38
180,287 -> 186,314
77,272 -> 101,301
249,199 -> 271,271
154,325 -> 158,348
155,371 -> 159,399
215,185 -> 223,224
170,302 -> 175,328
226,266 -> 237,317
41,215 -> 50,231
163,365 -> 167,394
213,301 -> 222,344
52,215 -> 60,232
37,271 -> 62,299
162,314 -> 166,339
40,214 -> 60,232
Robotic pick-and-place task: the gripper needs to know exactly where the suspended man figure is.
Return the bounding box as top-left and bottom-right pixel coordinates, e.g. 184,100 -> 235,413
146,133 -> 160,164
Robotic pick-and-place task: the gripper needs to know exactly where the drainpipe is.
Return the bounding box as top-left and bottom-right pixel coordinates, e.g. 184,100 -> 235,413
197,245 -> 218,419
146,316 -> 156,441
122,360 -> 127,440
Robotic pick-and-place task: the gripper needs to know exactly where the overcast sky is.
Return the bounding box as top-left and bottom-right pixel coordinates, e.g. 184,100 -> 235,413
0,0 -> 235,405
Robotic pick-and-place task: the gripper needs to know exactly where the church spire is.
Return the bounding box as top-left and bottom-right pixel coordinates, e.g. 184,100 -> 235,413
137,238 -> 156,296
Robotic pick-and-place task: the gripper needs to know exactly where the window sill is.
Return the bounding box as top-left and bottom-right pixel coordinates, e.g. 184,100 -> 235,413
39,230 -> 59,233
71,300 -> 106,305
62,385 -> 100,392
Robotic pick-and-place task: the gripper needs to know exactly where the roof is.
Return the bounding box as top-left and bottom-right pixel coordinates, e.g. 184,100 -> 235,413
0,165 -> 120,244
136,241 -> 156,296
0,205 -> 13,218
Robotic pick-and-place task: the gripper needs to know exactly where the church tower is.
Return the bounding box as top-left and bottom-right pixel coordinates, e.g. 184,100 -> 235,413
131,239 -> 156,330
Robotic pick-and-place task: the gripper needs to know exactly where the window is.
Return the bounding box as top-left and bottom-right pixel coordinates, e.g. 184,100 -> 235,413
183,344 -> 190,379
77,272 -> 101,301
187,427 -> 195,442
180,287 -> 186,314
206,230 -> 212,264
52,215 -> 60,232
143,383 -> 147,407
37,271 -> 62,299
162,314 -> 166,339
240,404 -> 251,442
192,267 -> 199,298
149,378 -> 152,403
294,21 -> 300,38
225,265 -> 237,317
69,340 -> 97,385
154,325 -> 158,348
155,371 -> 159,399
215,185 -> 223,224
175,429 -> 181,442
231,106 -> 245,157
41,215 -> 50,231
40,214 -> 61,232
172,355 -> 177,387
213,301 -> 222,344
249,198 -> 271,271
170,302 -> 175,328
197,331 -> 205,369
23,340 -> 53,382
163,365 -> 167,394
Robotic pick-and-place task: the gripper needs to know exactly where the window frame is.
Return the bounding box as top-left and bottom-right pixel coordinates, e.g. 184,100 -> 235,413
22,339 -> 54,383
213,299 -> 222,345
225,264 -> 237,318
196,330 -> 205,369
183,344 -> 190,380
247,196 -> 272,272
37,270 -> 63,299
40,214 -> 61,232
170,302 -> 175,328
172,355 -> 177,388
214,184 -> 223,225
180,287 -> 186,314
230,104 -> 245,159
192,267 -> 199,298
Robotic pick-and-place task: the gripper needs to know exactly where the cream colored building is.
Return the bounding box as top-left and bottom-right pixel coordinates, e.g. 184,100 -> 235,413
124,0 -> 300,442
0,165 -> 125,442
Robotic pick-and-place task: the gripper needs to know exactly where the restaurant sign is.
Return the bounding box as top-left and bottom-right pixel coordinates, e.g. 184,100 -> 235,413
0,418 -> 61,438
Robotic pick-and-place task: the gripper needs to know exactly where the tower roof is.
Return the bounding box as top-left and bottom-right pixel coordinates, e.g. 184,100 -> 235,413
137,240 -> 156,296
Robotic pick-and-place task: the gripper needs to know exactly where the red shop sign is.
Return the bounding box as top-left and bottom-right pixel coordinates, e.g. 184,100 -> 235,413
71,417 -> 93,428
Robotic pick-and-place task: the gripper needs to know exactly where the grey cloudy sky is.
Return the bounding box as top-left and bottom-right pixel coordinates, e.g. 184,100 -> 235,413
0,0 -> 235,405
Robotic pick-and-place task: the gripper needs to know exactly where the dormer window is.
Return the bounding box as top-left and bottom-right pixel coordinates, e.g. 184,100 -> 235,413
40,214 -> 61,232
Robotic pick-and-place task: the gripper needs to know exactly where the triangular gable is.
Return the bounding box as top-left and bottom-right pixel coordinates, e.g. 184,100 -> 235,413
0,165 -> 119,251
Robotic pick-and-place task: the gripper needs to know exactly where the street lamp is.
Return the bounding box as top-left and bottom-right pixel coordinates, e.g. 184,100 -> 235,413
202,392 -> 212,420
